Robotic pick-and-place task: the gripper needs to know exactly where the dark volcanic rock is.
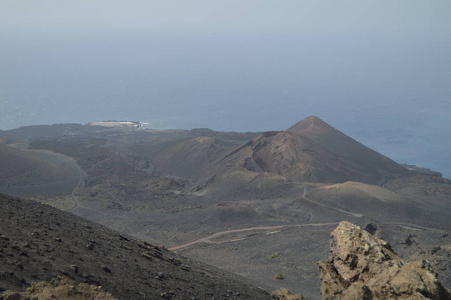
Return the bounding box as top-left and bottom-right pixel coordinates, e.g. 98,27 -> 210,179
319,221 -> 451,299
0,193 -> 271,300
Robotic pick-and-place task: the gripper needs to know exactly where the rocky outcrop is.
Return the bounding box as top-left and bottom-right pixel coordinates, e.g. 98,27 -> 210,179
0,276 -> 116,300
272,287 -> 305,300
319,221 -> 451,299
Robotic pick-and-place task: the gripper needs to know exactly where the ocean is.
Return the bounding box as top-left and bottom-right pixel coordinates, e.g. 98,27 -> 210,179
1,31 -> 450,178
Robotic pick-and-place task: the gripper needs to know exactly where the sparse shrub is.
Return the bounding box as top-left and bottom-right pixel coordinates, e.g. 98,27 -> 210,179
274,272 -> 284,280
269,252 -> 280,259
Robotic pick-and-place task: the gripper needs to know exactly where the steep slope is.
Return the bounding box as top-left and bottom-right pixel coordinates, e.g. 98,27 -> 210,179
210,116 -> 406,185
0,193 -> 271,299
288,116 -> 407,182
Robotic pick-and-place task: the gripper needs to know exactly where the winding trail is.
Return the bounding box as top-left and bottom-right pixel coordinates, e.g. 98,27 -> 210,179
169,220 -> 447,252
169,186 -> 444,251
169,222 -> 339,251
386,222 -> 446,233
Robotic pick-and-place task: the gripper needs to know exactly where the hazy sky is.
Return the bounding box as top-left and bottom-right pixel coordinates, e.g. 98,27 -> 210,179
2,1 -> 450,34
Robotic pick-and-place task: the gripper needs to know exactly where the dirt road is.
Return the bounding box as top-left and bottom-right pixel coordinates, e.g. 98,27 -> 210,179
169,222 -> 339,251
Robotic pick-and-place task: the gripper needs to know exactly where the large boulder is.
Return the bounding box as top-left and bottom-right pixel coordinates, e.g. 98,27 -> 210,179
272,287 -> 305,300
319,221 -> 451,299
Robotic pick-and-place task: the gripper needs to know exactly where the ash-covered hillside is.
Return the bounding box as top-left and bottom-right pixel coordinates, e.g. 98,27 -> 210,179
0,193 -> 271,300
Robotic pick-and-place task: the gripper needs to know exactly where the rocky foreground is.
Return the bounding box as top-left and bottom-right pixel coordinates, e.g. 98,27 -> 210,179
319,221 -> 451,299
0,276 -> 116,300
2,191 -> 450,300
0,193 -> 271,299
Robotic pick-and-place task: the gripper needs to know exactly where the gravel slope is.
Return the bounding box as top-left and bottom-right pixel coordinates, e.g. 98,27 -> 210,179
0,193 -> 271,300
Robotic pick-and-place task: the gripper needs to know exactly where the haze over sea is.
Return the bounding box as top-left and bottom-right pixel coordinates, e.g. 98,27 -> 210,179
1,1 -> 450,178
